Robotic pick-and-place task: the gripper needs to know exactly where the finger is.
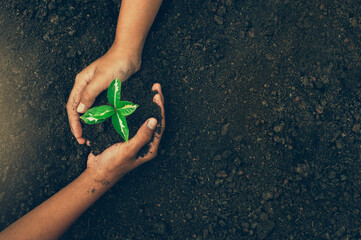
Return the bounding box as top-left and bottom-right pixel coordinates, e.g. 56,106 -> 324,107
128,118 -> 158,153
153,93 -> 166,135
152,83 -> 164,103
136,89 -> 166,165
136,129 -> 163,164
152,83 -> 165,129
136,138 -> 160,164
66,74 -> 92,144
78,71 -> 113,113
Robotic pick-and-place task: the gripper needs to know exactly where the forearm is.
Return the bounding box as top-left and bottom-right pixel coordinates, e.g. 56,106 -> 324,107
0,169 -> 114,240
112,0 -> 163,57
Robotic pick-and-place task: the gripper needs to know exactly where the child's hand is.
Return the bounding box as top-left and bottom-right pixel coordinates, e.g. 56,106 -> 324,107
85,84 -> 165,183
66,46 -> 141,144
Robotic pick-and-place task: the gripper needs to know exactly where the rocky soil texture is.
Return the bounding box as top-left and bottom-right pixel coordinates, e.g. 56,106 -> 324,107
0,0 -> 361,239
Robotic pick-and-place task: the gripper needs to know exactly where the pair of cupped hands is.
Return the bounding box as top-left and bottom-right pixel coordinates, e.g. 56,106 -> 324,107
66,47 -> 165,181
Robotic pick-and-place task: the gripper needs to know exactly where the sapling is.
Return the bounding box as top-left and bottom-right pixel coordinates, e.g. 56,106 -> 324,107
80,77 -> 138,143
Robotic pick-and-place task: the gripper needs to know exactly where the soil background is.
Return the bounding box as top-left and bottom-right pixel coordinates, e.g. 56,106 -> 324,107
1,0 -> 361,239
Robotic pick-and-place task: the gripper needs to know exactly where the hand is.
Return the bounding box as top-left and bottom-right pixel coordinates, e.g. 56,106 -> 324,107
66,46 -> 141,144
85,83 -> 165,183
0,85 -> 164,240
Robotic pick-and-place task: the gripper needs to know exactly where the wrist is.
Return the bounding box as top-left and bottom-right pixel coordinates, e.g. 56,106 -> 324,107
84,163 -> 128,188
109,42 -> 142,73
82,168 -> 116,190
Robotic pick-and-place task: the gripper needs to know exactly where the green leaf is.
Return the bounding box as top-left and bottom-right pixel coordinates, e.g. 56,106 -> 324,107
116,101 -> 138,116
112,112 -> 129,142
80,105 -> 115,124
107,78 -> 121,108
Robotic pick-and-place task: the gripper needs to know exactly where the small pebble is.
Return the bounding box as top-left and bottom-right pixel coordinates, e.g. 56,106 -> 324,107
221,123 -> 230,136
273,125 -> 283,133
352,124 -> 360,133
214,15 -> 224,25
340,175 -> 347,181
50,15 -> 59,25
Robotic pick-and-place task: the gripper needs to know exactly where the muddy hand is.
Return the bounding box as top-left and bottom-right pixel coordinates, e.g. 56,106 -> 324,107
86,83 -> 165,182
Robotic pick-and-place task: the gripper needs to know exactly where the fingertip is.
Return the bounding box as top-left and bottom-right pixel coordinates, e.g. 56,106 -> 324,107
152,83 -> 162,92
147,118 -> 157,130
77,103 -> 86,113
71,123 -> 83,139
129,118 -> 157,152
153,94 -> 162,104
77,137 -> 86,144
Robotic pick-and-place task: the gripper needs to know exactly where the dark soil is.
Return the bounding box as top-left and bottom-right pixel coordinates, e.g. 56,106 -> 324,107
1,0 -> 361,239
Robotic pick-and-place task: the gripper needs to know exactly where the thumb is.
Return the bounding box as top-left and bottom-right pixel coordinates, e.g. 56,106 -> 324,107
129,118 -> 157,153
77,74 -> 109,113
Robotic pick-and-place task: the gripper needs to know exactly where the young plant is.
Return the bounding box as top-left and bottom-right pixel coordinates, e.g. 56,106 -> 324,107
80,78 -> 138,143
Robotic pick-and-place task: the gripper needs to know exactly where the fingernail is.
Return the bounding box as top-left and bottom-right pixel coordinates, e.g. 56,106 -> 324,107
147,118 -> 157,130
77,103 -> 85,113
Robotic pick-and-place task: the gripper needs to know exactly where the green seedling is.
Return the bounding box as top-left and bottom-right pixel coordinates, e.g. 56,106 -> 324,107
80,78 -> 138,143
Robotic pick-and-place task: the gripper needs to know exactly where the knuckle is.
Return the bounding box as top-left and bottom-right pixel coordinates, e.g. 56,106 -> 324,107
82,90 -> 93,102
66,101 -> 76,113
75,73 -> 83,83
66,100 -> 72,109
122,144 -> 131,152
66,105 -> 73,113
119,144 -> 134,158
